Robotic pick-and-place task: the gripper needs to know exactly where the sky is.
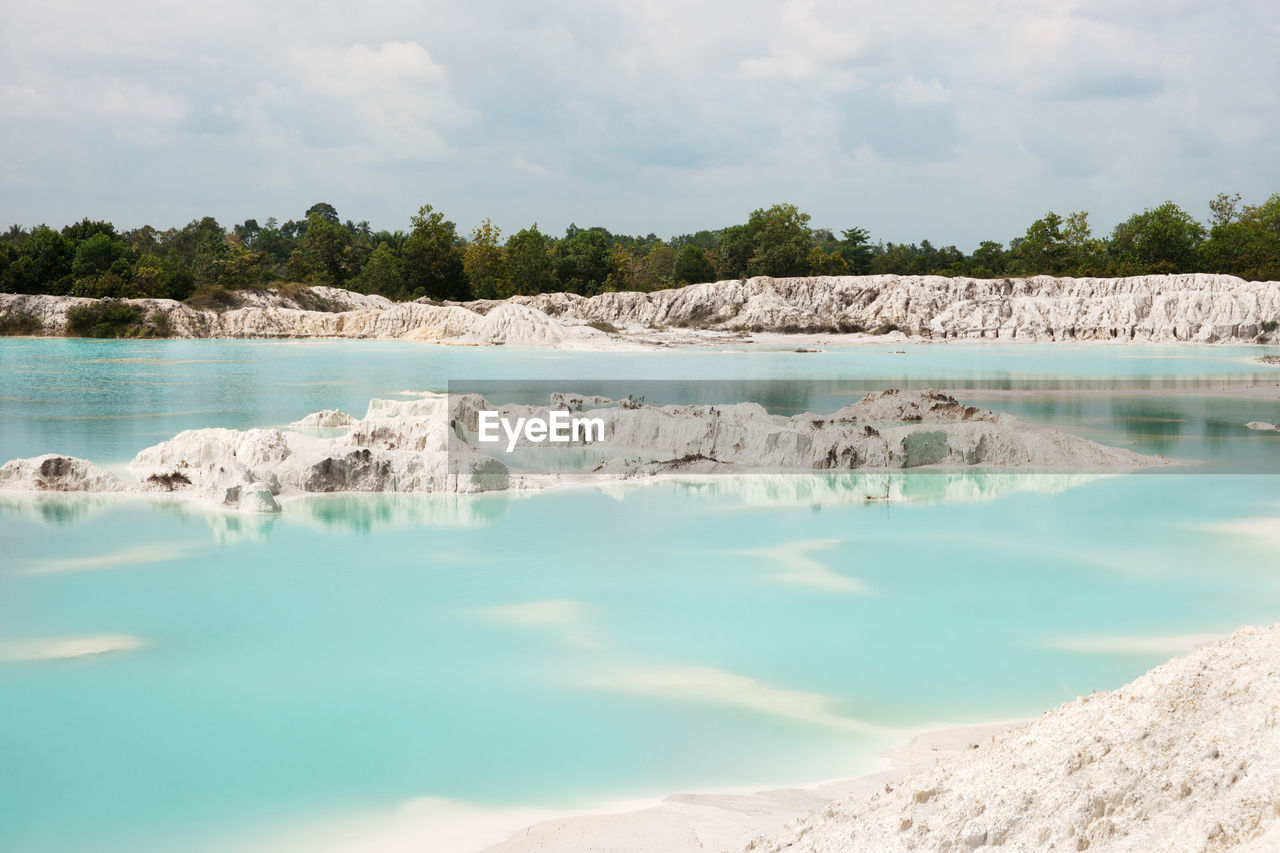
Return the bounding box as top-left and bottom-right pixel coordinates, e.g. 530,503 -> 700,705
1,0 -> 1278,248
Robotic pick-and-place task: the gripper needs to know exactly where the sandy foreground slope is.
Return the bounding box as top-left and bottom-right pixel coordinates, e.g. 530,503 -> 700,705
479,724 -> 1019,853
480,626 -> 1280,853
3,273 -> 1280,345
749,624 -> 1280,853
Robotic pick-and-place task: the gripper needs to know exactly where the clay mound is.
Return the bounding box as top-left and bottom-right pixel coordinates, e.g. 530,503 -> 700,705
749,624 -> 1280,853
0,454 -> 124,492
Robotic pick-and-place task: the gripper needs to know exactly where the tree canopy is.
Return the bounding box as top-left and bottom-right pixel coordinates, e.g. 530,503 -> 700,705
3,194 -> 1278,305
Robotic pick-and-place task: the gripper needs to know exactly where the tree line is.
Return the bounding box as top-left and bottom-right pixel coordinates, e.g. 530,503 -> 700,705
1,194 -> 1278,305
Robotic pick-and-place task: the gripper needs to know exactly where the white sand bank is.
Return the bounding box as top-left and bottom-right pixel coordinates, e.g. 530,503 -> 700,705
228,723 -> 1015,853
0,634 -> 145,662
751,624 -> 1280,852
480,723 -> 1017,853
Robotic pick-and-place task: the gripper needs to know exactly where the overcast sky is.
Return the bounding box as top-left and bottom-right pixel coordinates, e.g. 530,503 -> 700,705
2,0 -> 1278,247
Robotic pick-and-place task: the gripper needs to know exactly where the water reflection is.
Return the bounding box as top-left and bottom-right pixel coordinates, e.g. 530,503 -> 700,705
0,472 -> 1111,538
289,492 -> 512,533
0,494 -> 117,525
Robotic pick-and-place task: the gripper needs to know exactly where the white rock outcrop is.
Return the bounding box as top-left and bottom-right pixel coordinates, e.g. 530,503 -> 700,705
0,391 -> 1161,512
0,289 -> 607,346
126,395 -> 509,510
748,624 -> 1280,853
529,274 -> 1280,342
455,389 -> 1161,475
0,395 -> 508,511
0,454 -> 124,492
3,274 -> 1278,344
289,409 -> 358,428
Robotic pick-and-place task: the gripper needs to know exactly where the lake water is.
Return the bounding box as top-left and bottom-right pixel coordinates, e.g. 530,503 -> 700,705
1,338 -> 1279,852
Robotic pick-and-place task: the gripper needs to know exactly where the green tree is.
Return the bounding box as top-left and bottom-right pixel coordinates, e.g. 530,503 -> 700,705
503,225 -> 555,296
62,218 -> 118,245
708,204 -> 817,279
1208,192 -> 1242,229
745,203 -> 813,277
637,242 -> 677,291
0,241 -> 17,293
370,229 -> 408,250
1109,202 -> 1205,274
463,219 -> 506,299
217,238 -> 267,289
713,223 -> 753,278
305,202 -> 340,226
15,226 -> 75,293
603,244 -> 641,292
254,220 -> 296,270
234,219 -> 262,246
673,244 -> 716,285
1,225 -> 28,245
357,243 -> 405,297
127,225 -> 163,256
289,213 -> 353,286
72,232 -> 131,279
160,251 -> 196,300
127,253 -> 169,298
969,241 -> 1007,277
1062,211 -> 1104,275
167,217 -> 228,284
1013,212 -> 1068,275
1201,193 -> 1280,280
402,205 -> 467,300
835,227 -> 874,274
872,242 -> 922,275
807,246 -> 849,276
554,226 -> 612,295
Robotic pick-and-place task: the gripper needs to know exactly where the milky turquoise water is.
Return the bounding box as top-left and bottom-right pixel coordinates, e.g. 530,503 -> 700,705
1,339 -> 1279,852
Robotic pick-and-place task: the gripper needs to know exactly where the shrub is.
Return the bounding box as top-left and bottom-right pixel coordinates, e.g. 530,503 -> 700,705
586,320 -> 619,334
183,285 -> 243,312
1261,319 -> 1278,334
150,310 -> 173,337
145,471 -> 191,490
65,302 -> 174,338
275,282 -> 343,313
771,320 -> 866,334
0,310 -> 43,335
66,302 -> 145,337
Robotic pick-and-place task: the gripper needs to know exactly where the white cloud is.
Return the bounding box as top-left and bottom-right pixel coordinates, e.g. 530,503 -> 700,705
0,73 -> 187,121
889,75 -> 950,107
283,41 -> 462,159
510,155 -> 549,178
0,0 -> 1276,245
739,0 -> 873,89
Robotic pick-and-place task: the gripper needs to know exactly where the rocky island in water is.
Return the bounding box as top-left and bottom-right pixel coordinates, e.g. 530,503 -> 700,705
0,389 -> 1163,512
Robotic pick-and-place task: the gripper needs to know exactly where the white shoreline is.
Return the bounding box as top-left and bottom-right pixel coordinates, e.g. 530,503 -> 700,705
231,720 -> 1022,853
482,720 -> 1023,853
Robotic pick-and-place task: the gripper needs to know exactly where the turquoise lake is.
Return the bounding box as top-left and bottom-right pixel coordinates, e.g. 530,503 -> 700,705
1,338 -> 1279,852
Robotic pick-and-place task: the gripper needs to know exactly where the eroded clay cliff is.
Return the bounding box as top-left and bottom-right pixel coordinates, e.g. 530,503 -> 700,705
3,274 -> 1278,344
